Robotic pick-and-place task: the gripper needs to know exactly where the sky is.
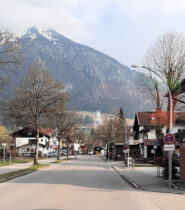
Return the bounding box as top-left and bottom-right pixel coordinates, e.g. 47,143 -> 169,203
1,0 -> 185,66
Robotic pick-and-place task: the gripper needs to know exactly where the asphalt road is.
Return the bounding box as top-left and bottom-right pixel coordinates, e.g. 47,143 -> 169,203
0,155 -> 185,210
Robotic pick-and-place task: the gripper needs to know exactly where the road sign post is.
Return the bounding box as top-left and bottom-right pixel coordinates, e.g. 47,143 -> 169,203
164,133 -> 175,188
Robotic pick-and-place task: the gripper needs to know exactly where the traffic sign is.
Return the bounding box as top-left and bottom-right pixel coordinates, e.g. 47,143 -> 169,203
164,133 -> 175,145
154,141 -> 158,149
164,144 -> 175,151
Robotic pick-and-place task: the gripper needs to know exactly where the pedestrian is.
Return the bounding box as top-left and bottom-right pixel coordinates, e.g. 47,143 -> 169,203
109,152 -> 112,160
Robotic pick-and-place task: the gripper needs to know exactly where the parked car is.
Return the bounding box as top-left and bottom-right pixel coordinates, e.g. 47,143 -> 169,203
61,149 -> 72,156
61,150 -> 67,156
44,151 -> 58,157
88,150 -> 94,155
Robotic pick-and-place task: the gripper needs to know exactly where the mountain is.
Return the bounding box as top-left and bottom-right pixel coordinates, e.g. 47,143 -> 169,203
17,27 -> 152,118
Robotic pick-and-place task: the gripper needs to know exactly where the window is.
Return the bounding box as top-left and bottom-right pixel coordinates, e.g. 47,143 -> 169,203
27,148 -> 30,152
29,139 -> 36,144
41,139 -> 43,142
28,131 -> 32,136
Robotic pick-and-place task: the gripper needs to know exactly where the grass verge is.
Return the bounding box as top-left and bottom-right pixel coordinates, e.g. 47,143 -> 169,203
0,157 -> 47,166
0,164 -> 50,182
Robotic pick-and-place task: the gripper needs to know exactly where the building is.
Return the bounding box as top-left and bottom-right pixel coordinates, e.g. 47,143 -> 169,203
94,110 -> 102,129
133,110 -> 185,158
12,127 -> 58,157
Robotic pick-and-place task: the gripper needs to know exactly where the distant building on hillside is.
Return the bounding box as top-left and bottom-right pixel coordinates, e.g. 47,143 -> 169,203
94,110 -> 102,129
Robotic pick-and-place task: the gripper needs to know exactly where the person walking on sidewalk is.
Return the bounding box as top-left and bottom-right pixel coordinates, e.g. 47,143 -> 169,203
109,152 -> 112,160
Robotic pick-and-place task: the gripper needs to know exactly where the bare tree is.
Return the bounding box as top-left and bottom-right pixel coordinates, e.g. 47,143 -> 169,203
50,110 -> 80,160
144,32 -> 185,91
137,32 -> 185,113
140,32 -> 185,137
138,73 -> 165,109
5,64 -> 66,164
0,30 -> 21,89
144,32 -> 185,114
96,109 -> 127,160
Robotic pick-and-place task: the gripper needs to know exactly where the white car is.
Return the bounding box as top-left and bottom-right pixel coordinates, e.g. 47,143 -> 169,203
88,150 -> 94,155
44,151 -> 58,157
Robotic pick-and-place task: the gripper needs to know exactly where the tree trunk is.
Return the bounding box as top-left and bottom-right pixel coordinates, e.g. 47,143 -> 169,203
34,125 -> 39,165
67,143 -> 69,160
57,137 -> 60,160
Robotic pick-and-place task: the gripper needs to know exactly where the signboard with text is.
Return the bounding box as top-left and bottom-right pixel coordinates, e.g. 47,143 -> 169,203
164,144 -> 175,151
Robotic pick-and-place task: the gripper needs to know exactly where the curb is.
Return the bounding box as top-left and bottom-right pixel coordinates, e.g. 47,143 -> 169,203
113,166 -> 185,195
113,166 -> 141,190
0,170 -> 36,183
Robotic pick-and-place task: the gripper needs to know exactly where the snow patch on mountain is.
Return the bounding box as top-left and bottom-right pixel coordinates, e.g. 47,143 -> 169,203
25,30 -> 37,40
39,29 -> 57,44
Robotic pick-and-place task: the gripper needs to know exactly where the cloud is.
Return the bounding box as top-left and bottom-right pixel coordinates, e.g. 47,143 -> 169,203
113,0 -> 185,18
1,0 -> 185,66
0,0 -> 90,39
1,0 -> 185,38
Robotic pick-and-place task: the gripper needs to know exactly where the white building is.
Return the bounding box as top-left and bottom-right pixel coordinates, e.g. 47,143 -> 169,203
12,127 -> 58,157
94,110 -> 102,129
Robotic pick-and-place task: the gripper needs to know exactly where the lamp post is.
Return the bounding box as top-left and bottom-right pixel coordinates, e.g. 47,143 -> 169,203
131,65 -> 173,188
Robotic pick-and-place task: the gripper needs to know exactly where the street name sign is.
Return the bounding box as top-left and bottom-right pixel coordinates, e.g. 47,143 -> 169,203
164,133 -> 175,145
164,144 -> 175,151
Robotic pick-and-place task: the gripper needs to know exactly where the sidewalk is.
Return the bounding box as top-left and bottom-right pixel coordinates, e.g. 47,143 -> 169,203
0,158 -> 57,176
114,164 -> 185,194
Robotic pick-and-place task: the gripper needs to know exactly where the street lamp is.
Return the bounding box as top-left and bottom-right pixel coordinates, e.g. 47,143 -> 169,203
131,65 -> 173,188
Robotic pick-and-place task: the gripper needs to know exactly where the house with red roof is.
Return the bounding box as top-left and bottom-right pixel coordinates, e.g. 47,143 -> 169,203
133,109 -> 185,159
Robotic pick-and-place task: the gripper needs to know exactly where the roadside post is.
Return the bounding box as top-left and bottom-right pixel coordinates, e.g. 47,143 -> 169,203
164,133 -> 175,188
154,140 -> 160,176
2,143 -> 7,165
123,146 -> 130,167
153,141 -> 158,162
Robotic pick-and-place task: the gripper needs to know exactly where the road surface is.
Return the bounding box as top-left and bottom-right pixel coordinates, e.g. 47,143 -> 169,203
0,155 -> 185,210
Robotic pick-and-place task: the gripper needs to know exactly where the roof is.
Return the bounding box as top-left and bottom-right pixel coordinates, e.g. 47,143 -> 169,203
137,112 -> 154,126
12,127 -> 51,138
136,111 -> 185,127
39,128 -> 54,137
